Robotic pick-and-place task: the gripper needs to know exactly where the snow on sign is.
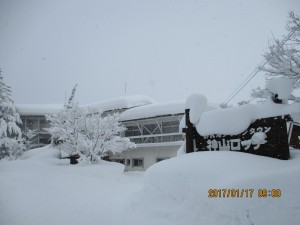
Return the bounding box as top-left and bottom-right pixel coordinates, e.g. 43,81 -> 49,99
182,94 -> 296,160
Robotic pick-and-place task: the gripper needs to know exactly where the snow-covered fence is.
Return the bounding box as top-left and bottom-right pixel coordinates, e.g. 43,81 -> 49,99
183,110 -> 291,160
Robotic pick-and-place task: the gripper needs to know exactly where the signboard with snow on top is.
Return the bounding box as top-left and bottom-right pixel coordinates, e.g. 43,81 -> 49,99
182,78 -> 300,160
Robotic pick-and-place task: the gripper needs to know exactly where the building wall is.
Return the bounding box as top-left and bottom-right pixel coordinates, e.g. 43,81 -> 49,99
110,142 -> 183,171
18,109 -> 185,171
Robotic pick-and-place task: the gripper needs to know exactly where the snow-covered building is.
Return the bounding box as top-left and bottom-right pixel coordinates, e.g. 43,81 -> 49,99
111,101 -> 186,171
16,96 -> 187,171
16,104 -> 62,148
16,96 -> 155,149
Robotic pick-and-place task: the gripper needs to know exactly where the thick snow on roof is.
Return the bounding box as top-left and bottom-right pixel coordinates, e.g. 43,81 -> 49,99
16,104 -> 63,116
82,95 -> 155,112
119,101 -> 185,121
196,101 -> 300,136
16,95 -> 155,116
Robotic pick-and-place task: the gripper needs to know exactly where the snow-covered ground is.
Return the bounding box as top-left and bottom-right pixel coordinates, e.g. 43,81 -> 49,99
1,146 -> 300,225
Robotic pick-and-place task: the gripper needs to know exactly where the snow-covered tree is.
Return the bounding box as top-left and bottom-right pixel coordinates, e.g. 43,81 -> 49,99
0,70 -> 25,160
46,85 -> 135,163
252,11 -> 300,103
22,129 -> 37,149
259,11 -> 300,88
46,84 -> 85,157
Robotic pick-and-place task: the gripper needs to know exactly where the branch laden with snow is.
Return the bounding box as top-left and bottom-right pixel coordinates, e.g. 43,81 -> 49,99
0,70 -> 25,160
46,85 -> 135,163
258,11 -> 300,89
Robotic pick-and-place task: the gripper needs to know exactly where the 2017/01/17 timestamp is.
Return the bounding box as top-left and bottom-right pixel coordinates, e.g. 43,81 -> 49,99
208,189 -> 281,198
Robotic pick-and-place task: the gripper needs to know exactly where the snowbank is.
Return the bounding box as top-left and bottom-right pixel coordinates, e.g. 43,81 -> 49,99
1,146 -> 300,225
139,150 -> 300,225
0,146 -> 134,225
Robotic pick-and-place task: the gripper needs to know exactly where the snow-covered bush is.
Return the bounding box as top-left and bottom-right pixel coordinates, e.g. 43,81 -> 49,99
46,85 -> 135,163
0,70 -> 25,160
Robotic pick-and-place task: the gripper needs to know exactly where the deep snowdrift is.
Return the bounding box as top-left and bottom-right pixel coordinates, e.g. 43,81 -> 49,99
1,146 -> 300,225
138,150 -> 300,225
0,146 -> 142,225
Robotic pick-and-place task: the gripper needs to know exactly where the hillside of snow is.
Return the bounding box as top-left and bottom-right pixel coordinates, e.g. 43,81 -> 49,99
1,146 -> 300,225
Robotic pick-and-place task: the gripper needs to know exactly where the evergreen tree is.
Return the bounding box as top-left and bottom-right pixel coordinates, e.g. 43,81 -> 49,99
0,70 -> 25,160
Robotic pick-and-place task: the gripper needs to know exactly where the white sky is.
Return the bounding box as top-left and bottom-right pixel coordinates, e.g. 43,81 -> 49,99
0,0 -> 299,105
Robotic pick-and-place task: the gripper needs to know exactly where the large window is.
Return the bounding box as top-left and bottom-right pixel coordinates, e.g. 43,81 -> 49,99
130,134 -> 184,144
125,125 -> 140,137
133,158 -> 143,167
162,121 -> 179,134
39,119 -> 51,131
123,116 -> 183,144
26,118 -> 39,131
142,123 -> 161,135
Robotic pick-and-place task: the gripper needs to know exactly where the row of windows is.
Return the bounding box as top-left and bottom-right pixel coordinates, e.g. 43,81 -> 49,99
124,120 -> 180,137
112,158 -> 144,167
19,116 -> 183,147
20,117 -> 51,132
130,134 -> 184,144
20,117 -> 51,147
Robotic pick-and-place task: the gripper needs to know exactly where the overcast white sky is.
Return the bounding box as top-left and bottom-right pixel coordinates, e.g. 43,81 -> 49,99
0,0 -> 299,105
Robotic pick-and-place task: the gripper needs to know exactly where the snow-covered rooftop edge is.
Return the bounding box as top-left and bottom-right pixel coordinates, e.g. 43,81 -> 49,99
16,95 -> 155,116
119,100 -> 219,121
119,100 -> 185,121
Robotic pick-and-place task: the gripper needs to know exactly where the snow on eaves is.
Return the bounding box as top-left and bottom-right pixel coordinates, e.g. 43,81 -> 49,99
81,95 -> 155,113
16,104 -> 63,116
119,101 -> 185,121
16,95 -> 155,116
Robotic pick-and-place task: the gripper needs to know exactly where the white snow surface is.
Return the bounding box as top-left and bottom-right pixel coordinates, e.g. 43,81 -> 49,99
1,146 -> 300,225
197,104 -> 254,136
251,132 -> 267,145
16,104 -> 63,116
82,95 -> 155,113
119,100 -> 185,121
142,150 -> 300,225
16,95 -> 155,116
196,101 -> 300,136
185,94 -> 207,124
266,77 -> 293,100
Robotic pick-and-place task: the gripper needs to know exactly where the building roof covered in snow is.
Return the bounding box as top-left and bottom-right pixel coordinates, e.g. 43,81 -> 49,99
16,104 -> 63,116
82,95 -> 155,113
119,101 -> 186,121
16,95 -> 155,116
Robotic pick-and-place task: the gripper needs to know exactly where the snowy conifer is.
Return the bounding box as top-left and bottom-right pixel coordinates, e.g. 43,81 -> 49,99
0,70 -> 25,160
46,85 -> 135,163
